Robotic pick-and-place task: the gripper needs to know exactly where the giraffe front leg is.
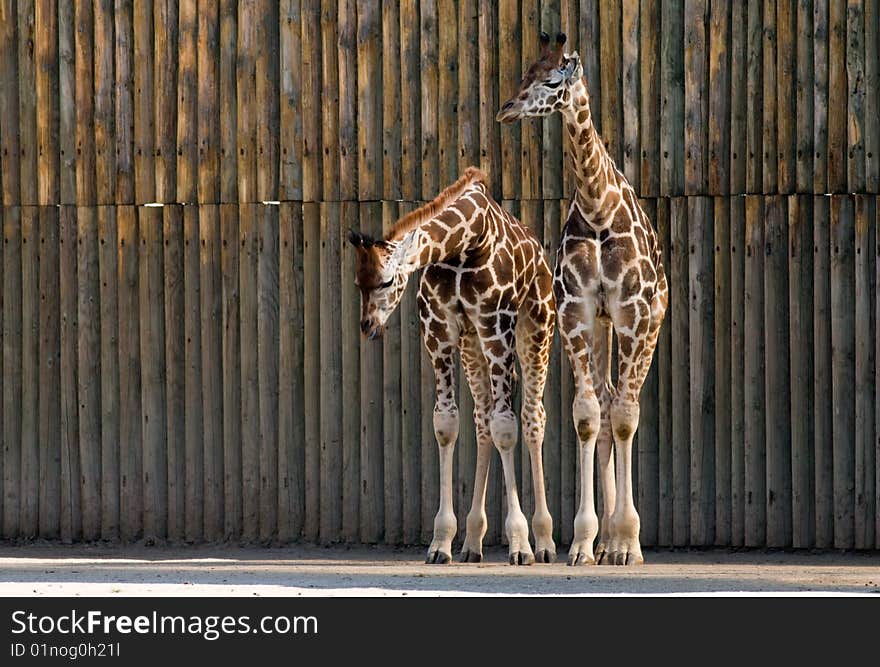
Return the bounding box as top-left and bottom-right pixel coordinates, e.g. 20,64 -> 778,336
426,342 -> 460,565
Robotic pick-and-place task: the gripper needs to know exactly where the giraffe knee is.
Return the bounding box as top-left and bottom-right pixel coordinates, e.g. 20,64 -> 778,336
490,410 -> 518,451
610,398 -> 640,443
572,393 -> 601,443
433,406 -> 459,448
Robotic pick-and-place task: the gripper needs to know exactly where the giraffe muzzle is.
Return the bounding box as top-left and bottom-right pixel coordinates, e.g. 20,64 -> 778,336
361,318 -> 384,340
496,101 -> 519,124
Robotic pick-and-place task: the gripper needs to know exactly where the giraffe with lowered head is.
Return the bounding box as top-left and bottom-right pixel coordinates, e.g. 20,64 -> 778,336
349,167 -> 557,565
497,32 -> 668,566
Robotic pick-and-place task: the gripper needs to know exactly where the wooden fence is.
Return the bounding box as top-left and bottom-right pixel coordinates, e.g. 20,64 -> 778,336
0,0 -> 877,549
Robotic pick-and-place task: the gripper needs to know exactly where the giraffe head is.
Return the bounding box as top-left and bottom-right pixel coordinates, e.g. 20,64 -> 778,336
496,32 -> 584,123
348,230 -> 414,340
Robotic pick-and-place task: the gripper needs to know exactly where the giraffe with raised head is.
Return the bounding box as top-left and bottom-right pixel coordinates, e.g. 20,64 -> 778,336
497,32 -> 668,566
349,167 -> 557,565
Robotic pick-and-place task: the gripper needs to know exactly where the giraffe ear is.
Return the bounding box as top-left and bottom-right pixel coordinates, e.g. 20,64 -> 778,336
348,229 -> 363,247
539,31 -> 550,57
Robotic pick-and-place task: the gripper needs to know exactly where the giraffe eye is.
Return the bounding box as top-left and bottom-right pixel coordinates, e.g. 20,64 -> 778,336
544,79 -> 562,89
379,278 -> 394,289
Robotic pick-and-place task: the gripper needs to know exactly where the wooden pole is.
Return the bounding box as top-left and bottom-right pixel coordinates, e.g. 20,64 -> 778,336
219,0 -> 238,202
2,207 -> 22,537
640,0 -> 660,197
830,195 -> 855,548
59,207 -> 80,542
828,0 -> 847,191
20,208 -> 39,537
656,198 -> 673,545
115,0 -> 134,204
279,0 -> 302,201
520,0 -> 540,199
684,0 -> 708,195
746,0 -> 763,192
777,0 -> 797,194
177,0 -> 198,204
94,0 -> 115,205
789,195 -> 815,548
764,195 -> 792,547
236,0 -> 256,205
258,204 -> 279,542
133,0 -> 155,204
185,205 -> 205,542
847,0 -> 866,192
0,0 -> 21,206
98,206 -> 119,540
671,197 -> 690,546
708,0 -> 730,195
622,0 -> 640,191
499,0 -> 521,198
813,0 -> 829,194
796,0 -> 815,194
256,0 -> 279,203
866,0 -> 879,192
153,1 -> 178,203
813,194 -> 833,547
730,196 -> 745,545
17,0 -> 37,206
239,203 -> 259,542
479,0 -> 500,198
302,202 -> 320,541
744,196 -> 766,547
74,0 -> 95,205
661,0 -> 684,196
714,197 -> 731,545
762,0 -> 778,193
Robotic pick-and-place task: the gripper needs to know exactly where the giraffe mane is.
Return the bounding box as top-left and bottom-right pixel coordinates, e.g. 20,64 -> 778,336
386,166 -> 487,242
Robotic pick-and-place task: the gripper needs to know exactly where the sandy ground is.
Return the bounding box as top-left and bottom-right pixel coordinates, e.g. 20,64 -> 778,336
0,543 -> 878,596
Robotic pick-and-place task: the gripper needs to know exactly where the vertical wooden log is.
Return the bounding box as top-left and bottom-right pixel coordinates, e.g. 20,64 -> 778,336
118,206 -> 142,541
184,206 -> 204,542
813,0 -> 829,193
220,203 -> 241,539
621,0 -> 640,191
2,207 -> 22,537
828,0 -> 848,191
420,0 -> 438,199
115,0 -> 135,204
239,203 -> 259,541
358,1 -> 382,201
17,0 -> 37,206
789,195 -> 815,548
236,0 -> 256,205
708,0 -> 730,195
438,0 -> 458,187
320,202 -> 343,543
499,0 -> 521,198
854,195 -> 875,548
0,0 -> 21,206
301,0 -> 321,201
656,198 -> 673,545
762,0 -> 778,193
684,0 -> 708,195
279,0 -> 302,201
38,206 -> 60,539
74,0 -> 95,205
0,207 -> 4,526
381,0 -> 400,199
599,0 -> 622,168
479,0 -> 501,198
661,0 -> 685,196
153,1 -> 177,202
400,0 -> 421,198
399,228 -> 422,549
520,0 -> 541,199
730,0 -> 747,194
77,207 -> 102,541
302,202 -> 320,541
730,196 -> 746,545
714,197 -> 731,545
59,207 -> 80,542
796,0 -> 815,193
200,205 -> 223,542
764,195 -> 792,547
256,0 -> 279,203
60,1 -> 76,203
830,195 -> 855,548
560,0 -> 576,199
640,0 -> 660,197
163,206 -> 185,543
637,199 -> 659,545
140,206 -> 166,540
20,208 -> 39,537
279,202 -> 305,541
321,0 -> 338,201
258,204 -> 279,542
876,197 -> 880,548
359,202 -> 384,543
746,0 -> 763,192
219,0 -> 238,201
777,0 -> 797,194
98,207 -> 119,540
688,196 -> 714,544
35,0 -> 58,206
670,197 -> 690,545
847,0 -> 866,192
813,194 -> 833,546
866,0 -> 878,192
381,203 -> 403,545
134,0 -> 155,203
177,0 -> 197,204
744,196 -> 765,547
94,0 -> 115,205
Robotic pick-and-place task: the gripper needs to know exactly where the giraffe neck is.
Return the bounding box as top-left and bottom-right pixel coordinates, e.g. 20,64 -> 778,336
560,79 -> 619,223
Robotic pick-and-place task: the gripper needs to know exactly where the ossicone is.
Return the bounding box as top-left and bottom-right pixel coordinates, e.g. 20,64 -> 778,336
556,32 -> 566,45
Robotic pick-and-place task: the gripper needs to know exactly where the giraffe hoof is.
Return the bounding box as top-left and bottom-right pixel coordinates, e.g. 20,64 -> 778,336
458,549 -> 483,563
535,548 -> 556,564
567,552 -> 596,566
602,550 -> 644,566
509,551 -> 535,566
426,549 -> 452,564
